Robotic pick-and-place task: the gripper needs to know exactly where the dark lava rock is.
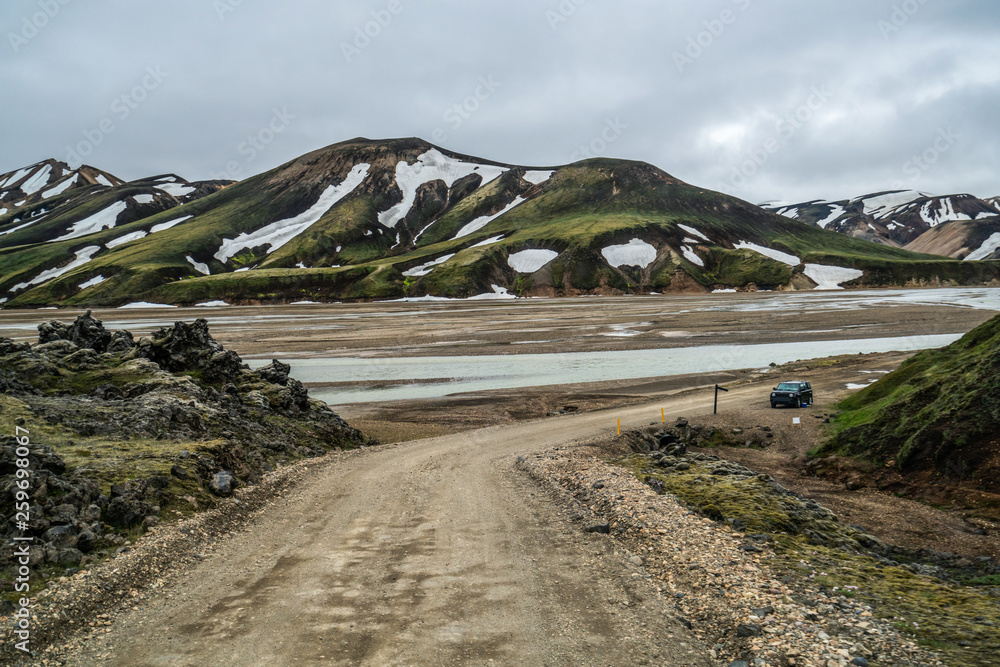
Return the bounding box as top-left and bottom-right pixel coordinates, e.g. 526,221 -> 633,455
256,359 -> 291,385
37,310 -> 118,352
851,658 -> 869,667
41,524 -> 79,549
45,546 -> 84,565
105,496 -> 154,529
76,530 -> 97,553
134,318 -> 246,384
736,623 -> 762,637
209,470 -> 237,497
584,523 -> 611,534
170,464 -> 190,480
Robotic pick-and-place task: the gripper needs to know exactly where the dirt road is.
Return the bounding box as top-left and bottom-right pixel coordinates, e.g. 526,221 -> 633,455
70,385 -> 756,666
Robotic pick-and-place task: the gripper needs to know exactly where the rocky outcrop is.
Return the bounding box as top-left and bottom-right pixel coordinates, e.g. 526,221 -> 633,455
0,313 -> 373,573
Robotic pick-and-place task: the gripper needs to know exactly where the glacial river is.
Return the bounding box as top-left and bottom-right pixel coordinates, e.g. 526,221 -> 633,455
259,333 -> 961,405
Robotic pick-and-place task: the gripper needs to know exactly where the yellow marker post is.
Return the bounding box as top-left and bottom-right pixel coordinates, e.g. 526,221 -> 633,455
617,418 -> 621,435
661,408 -> 665,423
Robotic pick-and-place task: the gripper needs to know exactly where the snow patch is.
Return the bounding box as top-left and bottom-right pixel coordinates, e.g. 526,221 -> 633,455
42,174 -> 77,199
150,215 -> 192,233
454,197 -> 525,239
19,164 -> 53,196
471,235 -> 505,248
815,204 -> 845,229
390,295 -> 455,302
79,275 -> 107,289
713,288 -> 738,293
186,256 -> 210,275
402,253 -> 456,277
0,219 -> 40,236
601,238 -> 657,268
106,230 -> 148,249
195,300 -> 230,307
291,300 -> 321,305
678,224 -> 710,242
508,249 -> 558,273
776,207 -> 799,219
860,191 -> 926,218
96,174 -> 114,187
132,194 -> 155,204
468,284 -> 516,300
296,262 -> 307,269
965,233 -> 1000,261
215,163 -> 369,263
681,246 -> 704,267
803,264 -> 864,290
523,170 -> 554,185
11,245 -> 102,292
50,201 -> 128,242
846,379 -> 878,390
0,167 -> 32,190
158,183 -> 196,198
118,302 -> 177,309
378,149 -> 506,229
735,241 -> 800,266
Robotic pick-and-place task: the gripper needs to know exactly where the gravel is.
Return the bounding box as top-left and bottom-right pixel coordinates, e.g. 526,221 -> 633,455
524,450 -> 947,667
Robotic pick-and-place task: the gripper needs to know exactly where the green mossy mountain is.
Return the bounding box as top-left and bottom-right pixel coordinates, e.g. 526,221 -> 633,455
820,313 -> 1000,492
3,138 -> 999,307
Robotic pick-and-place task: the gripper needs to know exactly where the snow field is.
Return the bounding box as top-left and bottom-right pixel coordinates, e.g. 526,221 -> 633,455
215,163 -> 370,263
600,238 -> 657,268
507,249 -> 558,273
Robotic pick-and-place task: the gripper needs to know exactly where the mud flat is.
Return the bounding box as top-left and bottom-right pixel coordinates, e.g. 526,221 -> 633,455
0,289 -> 997,359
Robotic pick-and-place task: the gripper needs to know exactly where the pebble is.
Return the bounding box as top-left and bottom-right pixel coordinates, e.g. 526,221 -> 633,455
527,452 -> 947,667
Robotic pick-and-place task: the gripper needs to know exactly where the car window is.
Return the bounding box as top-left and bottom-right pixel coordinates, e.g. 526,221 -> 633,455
776,382 -> 799,390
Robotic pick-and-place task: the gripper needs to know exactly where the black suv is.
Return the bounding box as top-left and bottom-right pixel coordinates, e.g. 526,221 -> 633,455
770,381 -> 813,408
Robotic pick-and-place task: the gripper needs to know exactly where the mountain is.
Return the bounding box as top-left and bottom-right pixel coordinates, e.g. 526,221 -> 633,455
905,218 -> 1000,261
819,313 -> 1000,512
762,191 -> 1000,247
2,138 -> 999,308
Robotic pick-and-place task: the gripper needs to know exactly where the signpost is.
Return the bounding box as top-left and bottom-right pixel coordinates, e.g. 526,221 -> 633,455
714,384 -> 728,414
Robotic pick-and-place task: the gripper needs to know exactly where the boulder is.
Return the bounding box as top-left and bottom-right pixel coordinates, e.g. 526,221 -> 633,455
76,530 -> 97,553
38,311 -> 114,352
136,319 -> 246,384
209,471 -> 237,497
256,359 -> 291,385
41,524 -> 79,549
105,496 -> 154,528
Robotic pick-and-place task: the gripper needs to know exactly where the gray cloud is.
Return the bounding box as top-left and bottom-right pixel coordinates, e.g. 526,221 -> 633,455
1,0 -> 997,204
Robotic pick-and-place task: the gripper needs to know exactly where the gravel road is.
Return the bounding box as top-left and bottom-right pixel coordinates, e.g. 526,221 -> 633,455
64,389 -> 748,666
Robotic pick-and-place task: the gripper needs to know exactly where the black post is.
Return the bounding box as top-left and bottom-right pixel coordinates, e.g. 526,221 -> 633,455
714,384 -> 729,414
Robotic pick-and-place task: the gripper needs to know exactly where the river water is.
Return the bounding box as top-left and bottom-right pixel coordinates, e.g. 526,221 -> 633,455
260,333 -> 961,405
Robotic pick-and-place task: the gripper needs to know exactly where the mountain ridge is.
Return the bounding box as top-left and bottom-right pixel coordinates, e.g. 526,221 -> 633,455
2,138 -> 999,308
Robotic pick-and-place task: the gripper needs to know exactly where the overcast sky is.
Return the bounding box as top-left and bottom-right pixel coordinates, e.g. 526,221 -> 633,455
2,0 -> 997,204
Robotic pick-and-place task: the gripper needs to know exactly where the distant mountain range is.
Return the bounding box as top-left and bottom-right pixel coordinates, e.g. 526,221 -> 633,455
761,191 -> 1000,260
2,139 -> 998,307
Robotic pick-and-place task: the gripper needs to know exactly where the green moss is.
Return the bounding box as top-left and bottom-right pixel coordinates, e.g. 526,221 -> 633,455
615,453 -> 1000,666
818,313 -> 1000,487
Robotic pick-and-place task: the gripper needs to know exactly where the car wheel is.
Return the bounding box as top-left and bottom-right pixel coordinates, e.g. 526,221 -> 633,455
770,402 -> 776,409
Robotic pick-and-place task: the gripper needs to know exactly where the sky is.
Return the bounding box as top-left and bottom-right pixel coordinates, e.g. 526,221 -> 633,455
1,0 -> 997,205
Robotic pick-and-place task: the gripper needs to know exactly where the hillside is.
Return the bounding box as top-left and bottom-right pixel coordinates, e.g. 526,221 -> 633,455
3,139 -> 999,307
763,191 -> 1000,248
819,313 -> 1000,512
905,217 -> 1000,260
